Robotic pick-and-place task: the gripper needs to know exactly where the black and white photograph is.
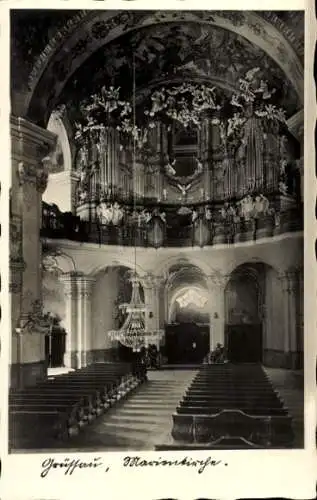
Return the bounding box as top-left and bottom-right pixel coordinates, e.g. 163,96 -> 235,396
7,7 -> 307,457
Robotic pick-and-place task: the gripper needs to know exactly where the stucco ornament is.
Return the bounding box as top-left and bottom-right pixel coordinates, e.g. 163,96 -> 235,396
74,82 -> 220,151
16,300 -> 52,335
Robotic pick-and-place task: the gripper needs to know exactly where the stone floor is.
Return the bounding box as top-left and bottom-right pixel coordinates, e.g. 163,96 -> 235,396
43,369 -> 197,452
16,367 -> 304,453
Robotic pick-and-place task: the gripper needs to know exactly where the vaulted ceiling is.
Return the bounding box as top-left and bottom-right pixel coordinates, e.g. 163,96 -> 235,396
10,10 -> 304,127
60,21 -> 300,117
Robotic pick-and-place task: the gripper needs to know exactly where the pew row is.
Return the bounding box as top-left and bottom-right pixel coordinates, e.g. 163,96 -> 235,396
9,362 -> 143,449
171,363 -> 294,448
172,410 -> 293,447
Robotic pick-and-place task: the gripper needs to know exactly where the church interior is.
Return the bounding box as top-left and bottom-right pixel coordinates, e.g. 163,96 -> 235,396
9,10 -> 304,451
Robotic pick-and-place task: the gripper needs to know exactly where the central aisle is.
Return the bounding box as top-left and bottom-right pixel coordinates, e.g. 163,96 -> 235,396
62,370 -> 197,451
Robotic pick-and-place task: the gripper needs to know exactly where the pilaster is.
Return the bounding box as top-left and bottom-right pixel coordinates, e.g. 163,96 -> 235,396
77,276 -> 95,368
141,274 -> 164,347
60,272 -> 79,368
10,116 -> 56,386
207,272 -> 229,349
279,267 -> 300,368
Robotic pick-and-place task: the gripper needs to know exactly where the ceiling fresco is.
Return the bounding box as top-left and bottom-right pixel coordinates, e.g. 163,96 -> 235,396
10,10 -> 304,125
59,22 -> 300,119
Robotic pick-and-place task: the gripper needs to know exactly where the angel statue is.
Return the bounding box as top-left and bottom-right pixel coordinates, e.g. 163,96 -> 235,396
191,209 -> 199,223
152,208 -> 166,223
96,202 -> 113,225
165,159 -> 176,176
237,195 -> 255,221
254,194 -> 270,217
112,202 -> 124,226
205,206 -> 212,221
177,183 -> 192,198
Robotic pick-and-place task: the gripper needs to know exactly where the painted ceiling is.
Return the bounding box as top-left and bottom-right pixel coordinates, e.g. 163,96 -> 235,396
10,10 -> 304,125
60,21 -> 300,118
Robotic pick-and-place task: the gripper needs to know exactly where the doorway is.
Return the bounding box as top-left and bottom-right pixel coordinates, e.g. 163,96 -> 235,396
225,263 -> 265,364
165,323 -> 209,364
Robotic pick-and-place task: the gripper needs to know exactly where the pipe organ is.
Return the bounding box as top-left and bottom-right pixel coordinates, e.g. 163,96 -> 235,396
74,117 -> 300,219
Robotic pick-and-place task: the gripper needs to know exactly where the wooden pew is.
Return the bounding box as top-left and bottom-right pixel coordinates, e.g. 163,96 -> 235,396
9,363 -> 141,449
172,410 -> 293,447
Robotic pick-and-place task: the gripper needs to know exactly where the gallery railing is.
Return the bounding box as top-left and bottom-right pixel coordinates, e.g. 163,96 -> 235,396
41,203 -> 303,248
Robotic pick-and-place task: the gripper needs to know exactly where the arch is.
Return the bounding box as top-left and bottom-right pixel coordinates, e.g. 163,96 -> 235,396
47,112 -> 72,172
13,10 -> 303,125
168,284 -> 210,323
225,263 -> 265,324
89,258 -> 146,279
155,254 -> 214,279
224,260 -> 282,363
225,255 -> 280,278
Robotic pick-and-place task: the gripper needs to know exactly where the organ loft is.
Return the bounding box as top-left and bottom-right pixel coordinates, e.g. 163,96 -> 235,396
9,10 -> 304,450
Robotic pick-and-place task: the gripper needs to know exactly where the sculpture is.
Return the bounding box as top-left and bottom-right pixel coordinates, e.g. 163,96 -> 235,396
96,202 -> 124,226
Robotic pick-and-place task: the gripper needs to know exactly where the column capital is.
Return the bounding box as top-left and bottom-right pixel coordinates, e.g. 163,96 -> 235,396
141,273 -> 165,290
11,116 -> 57,192
59,271 -> 81,296
278,267 -> 299,293
77,276 -> 95,298
11,116 -> 57,160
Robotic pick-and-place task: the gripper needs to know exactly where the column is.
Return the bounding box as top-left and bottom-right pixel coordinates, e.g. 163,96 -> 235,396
279,268 -> 299,368
207,272 -> 228,350
287,269 -> 299,356
60,272 -> 78,368
10,116 -> 56,387
142,274 -> 164,348
279,271 -> 291,356
77,276 -> 95,367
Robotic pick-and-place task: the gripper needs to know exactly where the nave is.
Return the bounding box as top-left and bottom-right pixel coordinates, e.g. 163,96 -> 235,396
9,361 -> 303,452
8,10 -> 305,455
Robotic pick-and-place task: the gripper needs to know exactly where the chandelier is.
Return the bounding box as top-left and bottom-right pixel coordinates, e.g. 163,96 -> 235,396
107,54 -> 163,352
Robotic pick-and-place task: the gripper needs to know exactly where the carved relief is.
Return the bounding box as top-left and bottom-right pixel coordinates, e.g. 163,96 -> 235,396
10,215 -> 23,262
17,158 -> 50,193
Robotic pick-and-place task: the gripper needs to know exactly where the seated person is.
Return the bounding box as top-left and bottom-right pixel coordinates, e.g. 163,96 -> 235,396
207,343 -> 226,364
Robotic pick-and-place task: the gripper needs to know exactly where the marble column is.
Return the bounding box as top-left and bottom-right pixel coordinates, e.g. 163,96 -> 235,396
60,272 -> 78,369
10,116 -> 56,387
207,272 -> 228,350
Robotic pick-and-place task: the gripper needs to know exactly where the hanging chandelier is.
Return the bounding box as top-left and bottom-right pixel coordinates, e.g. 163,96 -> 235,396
108,272 -> 163,352
107,54 -> 163,352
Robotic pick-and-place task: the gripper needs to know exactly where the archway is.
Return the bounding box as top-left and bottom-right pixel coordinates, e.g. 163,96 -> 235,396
224,263 -> 266,363
43,112 -> 74,213
164,263 -> 210,364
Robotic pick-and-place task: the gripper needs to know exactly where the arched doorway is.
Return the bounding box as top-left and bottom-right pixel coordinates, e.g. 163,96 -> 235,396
164,264 -> 210,364
225,263 -> 265,363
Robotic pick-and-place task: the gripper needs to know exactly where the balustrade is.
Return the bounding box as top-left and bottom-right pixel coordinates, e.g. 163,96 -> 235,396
41,196 -> 303,248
